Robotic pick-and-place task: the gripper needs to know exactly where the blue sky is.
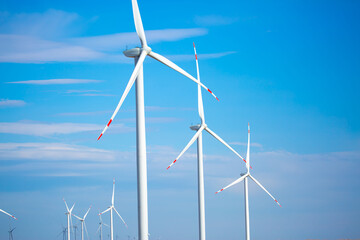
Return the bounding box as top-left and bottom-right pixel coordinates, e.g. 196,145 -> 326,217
0,0 -> 359,239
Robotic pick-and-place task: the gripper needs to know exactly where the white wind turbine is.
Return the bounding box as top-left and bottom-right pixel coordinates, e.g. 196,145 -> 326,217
215,123 -> 281,240
63,199 -> 75,240
0,209 -> 17,220
99,179 -> 127,240
166,43 -> 249,240
97,210 -> 110,240
96,1 -> 218,240
72,206 -> 91,240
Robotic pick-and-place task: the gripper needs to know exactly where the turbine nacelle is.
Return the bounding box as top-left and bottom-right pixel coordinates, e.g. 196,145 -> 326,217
190,124 -> 205,131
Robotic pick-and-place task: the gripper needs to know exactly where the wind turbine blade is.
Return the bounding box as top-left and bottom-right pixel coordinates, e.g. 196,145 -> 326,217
96,224 -> 101,233
0,209 -> 17,220
166,125 -> 205,170
249,175 -> 282,207
103,223 -> 110,228
205,127 -> 252,168
63,198 -> 70,212
97,50 -> 147,140
148,51 -> 219,101
72,214 -> 82,221
193,42 -> 205,122
215,173 -> 248,194
70,203 -> 75,213
113,207 -> 128,228
99,207 -> 111,215
112,178 -> 115,206
131,0 -> 147,47
246,122 -> 250,170
84,206 -> 91,219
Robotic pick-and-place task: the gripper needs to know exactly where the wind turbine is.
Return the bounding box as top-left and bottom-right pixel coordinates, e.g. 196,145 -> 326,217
215,123 -> 281,240
63,199 -> 75,240
97,2 -> 218,239
0,209 -> 17,220
166,43 -> 249,240
97,211 -> 110,240
8,227 -> 15,240
99,179 -> 127,240
73,206 -> 91,240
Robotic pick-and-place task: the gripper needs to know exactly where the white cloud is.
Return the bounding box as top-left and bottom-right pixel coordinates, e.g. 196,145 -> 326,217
0,99 -> 26,108
7,78 -> 102,85
194,15 -> 239,26
0,121 -> 134,136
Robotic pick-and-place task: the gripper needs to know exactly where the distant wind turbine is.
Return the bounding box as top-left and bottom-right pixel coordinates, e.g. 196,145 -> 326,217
99,179 -> 127,240
73,206 -> 91,240
63,199 -> 75,240
8,227 -> 15,240
215,123 -> 281,240
97,210 -> 110,240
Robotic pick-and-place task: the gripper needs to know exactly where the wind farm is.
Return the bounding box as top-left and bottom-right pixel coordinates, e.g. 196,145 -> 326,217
1,0 -> 359,240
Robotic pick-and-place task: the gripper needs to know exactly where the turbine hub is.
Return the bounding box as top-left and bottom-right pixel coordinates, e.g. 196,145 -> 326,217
143,46 -> 152,54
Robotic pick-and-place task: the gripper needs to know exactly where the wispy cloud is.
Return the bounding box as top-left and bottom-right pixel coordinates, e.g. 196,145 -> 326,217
56,110 -> 111,116
194,15 -> 239,26
0,10 -> 210,63
0,121 -> 134,136
7,79 -> 101,85
0,34 -> 104,63
0,142 -> 117,162
165,51 -> 236,61
0,99 -> 26,108
145,106 -> 194,112
71,28 -> 208,52
0,9 -> 80,39
64,89 -> 115,97
229,142 -> 263,148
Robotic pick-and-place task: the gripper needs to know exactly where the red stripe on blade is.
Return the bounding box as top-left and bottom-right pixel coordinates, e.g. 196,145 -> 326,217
173,159 -> 177,164
195,54 -> 198,60
107,119 -> 112,127
97,133 -> 103,141
207,89 -> 213,94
